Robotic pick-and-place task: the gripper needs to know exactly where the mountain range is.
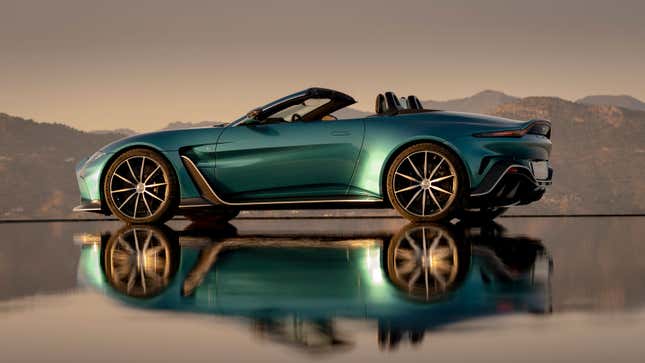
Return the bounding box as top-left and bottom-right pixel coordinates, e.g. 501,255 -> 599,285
576,95 -> 645,112
1,91 -> 644,218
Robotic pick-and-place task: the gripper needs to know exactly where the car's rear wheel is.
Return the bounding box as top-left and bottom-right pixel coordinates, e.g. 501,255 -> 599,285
103,148 -> 178,224
386,143 -> 466,222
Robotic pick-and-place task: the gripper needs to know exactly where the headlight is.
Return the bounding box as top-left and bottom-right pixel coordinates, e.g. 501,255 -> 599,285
87,150 -> 106,163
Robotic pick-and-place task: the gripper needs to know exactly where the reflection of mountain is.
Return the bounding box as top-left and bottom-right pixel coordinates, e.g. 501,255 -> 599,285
0,222 -> 85,301
78,221 -> 551,353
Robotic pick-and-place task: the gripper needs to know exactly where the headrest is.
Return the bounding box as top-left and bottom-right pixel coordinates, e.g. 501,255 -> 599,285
384,91 -> 402,112
375,94 -> 386,114
407,95 -> 423,110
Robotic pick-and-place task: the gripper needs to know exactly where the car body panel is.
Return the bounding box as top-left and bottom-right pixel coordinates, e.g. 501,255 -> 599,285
210,119 -> 365,200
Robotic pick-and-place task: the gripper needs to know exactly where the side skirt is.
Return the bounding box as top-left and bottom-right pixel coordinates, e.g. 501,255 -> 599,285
179,155 -> 384,209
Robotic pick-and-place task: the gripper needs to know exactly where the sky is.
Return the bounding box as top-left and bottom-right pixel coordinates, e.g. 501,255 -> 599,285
1,0 -> 644,131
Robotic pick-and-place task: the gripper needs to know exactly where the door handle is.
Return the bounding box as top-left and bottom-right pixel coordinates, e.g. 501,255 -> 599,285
331,130 -> 351,136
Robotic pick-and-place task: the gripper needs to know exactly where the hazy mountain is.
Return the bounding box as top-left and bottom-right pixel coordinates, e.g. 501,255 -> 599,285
0,113 -> 125,218
491,97 -> 645,214
90,128 -> 137,136
423,90 -> 519,114
576,95 -> 645,112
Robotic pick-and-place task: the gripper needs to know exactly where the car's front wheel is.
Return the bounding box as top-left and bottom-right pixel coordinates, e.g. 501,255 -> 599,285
103,148 -> 179,224
386,143 -> 466,222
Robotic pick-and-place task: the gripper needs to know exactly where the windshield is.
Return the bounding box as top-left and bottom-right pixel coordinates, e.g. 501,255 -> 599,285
269,98 -> 331,122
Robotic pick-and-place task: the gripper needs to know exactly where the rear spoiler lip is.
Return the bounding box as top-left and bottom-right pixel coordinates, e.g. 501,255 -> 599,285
474,119 -> 552,138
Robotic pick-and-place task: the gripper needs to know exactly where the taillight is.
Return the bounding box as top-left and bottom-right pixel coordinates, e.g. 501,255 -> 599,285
527,121 -> 551,138
474,120 -> 551,139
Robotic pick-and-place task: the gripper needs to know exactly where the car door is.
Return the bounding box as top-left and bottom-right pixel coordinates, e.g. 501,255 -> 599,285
212,118 -> 365,201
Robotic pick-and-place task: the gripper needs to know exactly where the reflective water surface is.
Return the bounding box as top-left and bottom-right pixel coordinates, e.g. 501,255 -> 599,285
1,217 -> 644,362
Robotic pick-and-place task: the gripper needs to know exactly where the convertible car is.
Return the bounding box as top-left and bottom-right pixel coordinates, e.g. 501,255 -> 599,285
74,87 -> 553,223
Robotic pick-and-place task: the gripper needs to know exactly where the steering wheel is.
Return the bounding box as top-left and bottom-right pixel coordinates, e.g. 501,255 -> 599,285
291,113 -> 302,122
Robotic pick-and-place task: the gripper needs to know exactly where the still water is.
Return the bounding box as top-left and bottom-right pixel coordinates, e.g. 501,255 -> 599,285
0,217 -> 644,362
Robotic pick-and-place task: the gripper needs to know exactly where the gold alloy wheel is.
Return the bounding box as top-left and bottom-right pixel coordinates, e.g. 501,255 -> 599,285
108,156 -> 169,219
392,150 -> 458,218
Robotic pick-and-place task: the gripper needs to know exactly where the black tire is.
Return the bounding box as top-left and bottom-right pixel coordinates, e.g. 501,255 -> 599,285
386,143 -> 467,222
103,148 -> 179,224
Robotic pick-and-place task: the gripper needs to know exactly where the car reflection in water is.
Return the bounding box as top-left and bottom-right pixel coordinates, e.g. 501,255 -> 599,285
76,221 -> 552,353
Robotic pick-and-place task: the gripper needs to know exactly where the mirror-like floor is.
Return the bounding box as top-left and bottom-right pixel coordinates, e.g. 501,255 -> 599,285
0,217 -> 644,362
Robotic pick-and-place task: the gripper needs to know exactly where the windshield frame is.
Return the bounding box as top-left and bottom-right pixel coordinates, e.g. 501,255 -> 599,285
228,88 -> 356,127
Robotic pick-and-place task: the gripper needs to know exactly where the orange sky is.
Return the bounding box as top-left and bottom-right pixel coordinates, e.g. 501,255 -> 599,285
1,0 -> 644,131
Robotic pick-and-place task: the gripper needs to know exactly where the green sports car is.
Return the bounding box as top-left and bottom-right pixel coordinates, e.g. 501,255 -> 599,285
74,87 -> 553,224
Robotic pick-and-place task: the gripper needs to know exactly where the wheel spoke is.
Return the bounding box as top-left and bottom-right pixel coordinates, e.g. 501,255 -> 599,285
114,173 -> 135,186
407,157 -> 423,179
428,158 -> 444,179
405,188 -> 423,209
430,185 -> 454,196
144,190 -> 164,202
400,260 -> 418,275
421,188 -> 427,215
140,268 -> 147,294
139,157 -> 146,183
118,192 -> 137,210
142,193 -> 153,216
423,152 -> 428,179
144,166 -> 161,184
433,271 -> 447,290
396,172 -> 419,183
133,229 -> 140,253
133,194 -> 140,217
111,187 -> 135,194
395,184 -> 420,194
145,182 -> 167,188
430,174 -> 454,183
127,267 -> 137,293
428,189 -> 442,210
395,248 -> 415,260
126,160 -> 138,183
142,230 -> 153,251
430,231 -> 442,251
432,247 -> 452,260
405,232 -> 422,256
117,236 -> 134,253
408,267 -> 421,288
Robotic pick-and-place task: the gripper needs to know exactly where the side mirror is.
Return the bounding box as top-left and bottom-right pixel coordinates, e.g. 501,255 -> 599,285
322,114 -> 338,121
246,109 -> 261,119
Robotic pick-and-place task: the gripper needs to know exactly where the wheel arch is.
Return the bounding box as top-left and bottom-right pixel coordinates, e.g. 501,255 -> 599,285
98,145 -> 180,213
379,138 -> 471,206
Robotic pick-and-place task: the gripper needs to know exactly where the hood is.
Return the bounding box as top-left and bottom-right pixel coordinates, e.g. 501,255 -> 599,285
99,125 -> 227,153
